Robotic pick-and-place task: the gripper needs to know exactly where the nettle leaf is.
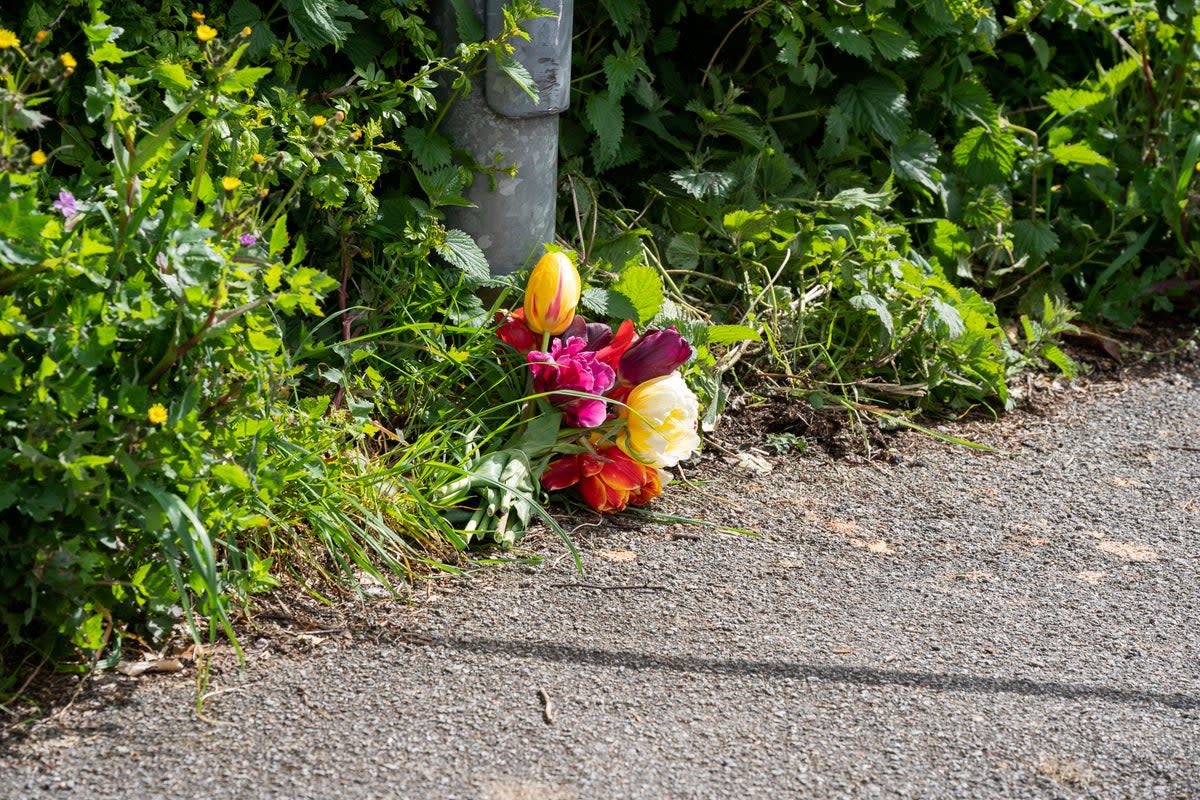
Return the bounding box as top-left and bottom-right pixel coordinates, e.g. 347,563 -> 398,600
945,78 -> 997,125
670,169 -> 734,200
586,91 -> 625,162
929,218 -> 972,278
1012,219 -> 1060,262
821,22 -> 874,59
599,0 -> 640,37
849,292 -> 895,340
437,229 -> 490,283
284,0 -> 355,49
403,127 -> 452,171
612,264 -> 664,324
229,0 -> 281,56
448,0 -> 484,42
870,18 -> 919,61
837,76 -> 910,143
603,49 -> 643,99
1045,88 -> 1106,117
1050,142 -> 1113,168
890,131 -> 942,193
665,233 -> 700,270
819,105 -> 850,159
1099,58 -> 1139,95
952,125 -> 1016,184
581,287 -> 638,321
707,324 -> 760,345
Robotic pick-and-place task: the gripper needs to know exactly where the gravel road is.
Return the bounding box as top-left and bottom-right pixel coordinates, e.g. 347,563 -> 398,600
2,367 -> 1198,799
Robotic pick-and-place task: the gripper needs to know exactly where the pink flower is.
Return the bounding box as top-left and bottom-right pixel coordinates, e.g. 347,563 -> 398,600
527,337 -> 616,428
239,233 -> 257,247
52,190 -> 78,217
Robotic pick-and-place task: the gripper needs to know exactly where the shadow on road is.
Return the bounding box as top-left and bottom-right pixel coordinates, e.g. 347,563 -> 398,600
430,634 -> 1198,711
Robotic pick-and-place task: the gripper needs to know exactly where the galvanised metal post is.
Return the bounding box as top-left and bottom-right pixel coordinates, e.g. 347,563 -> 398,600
434,0 -> 573,275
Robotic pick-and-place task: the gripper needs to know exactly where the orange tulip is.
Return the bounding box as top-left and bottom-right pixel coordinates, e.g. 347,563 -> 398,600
523,251 -> 580,335
541,446 -> 663,513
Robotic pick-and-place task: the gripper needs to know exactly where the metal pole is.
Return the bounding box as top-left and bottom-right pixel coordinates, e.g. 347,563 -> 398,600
433,0 -> 573,275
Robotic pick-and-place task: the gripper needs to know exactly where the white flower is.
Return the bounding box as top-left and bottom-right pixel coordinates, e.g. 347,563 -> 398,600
619,372 -> 701,468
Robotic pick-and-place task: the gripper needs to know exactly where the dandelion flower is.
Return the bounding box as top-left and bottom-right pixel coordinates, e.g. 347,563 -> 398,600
148,404 -> 168,424
241,26 -> 252,37
196,24 -> 218,42
30,150 -> 47,166
221,176 -> 241,191
60,52 -> 76,72
312,115 -> 327,127
252,153 -> 265,164
35,31 -> 48,44
0,29 -> 20,49
191,11 -> 206,20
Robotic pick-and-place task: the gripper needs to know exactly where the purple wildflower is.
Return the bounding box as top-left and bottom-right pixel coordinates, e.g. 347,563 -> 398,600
52,190 -> 78,217
239,233 -> 257,247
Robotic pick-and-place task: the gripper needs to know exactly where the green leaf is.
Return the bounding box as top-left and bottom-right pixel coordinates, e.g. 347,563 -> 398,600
598,0 -> 640,37
403,126 -> 452,171
612,264 -> 664,324
269,215 -> 289,256
580,287 -> 638,321
819,105 -> 850,159
821,23 -> 874,59
448,0 -> 484,42
665,233 -> 700,271
1011,219 -> 1059,262
211,463 -> 251,490
152,63 -> 192,92
437,229 -> 490,283
707,324 -> 760,345
586,91 -> 625,161
1044,88 -> 1106,117
928,218 -> 972,278
870,18 -> 918,61
837,76 -> 910,143
604,49 -> 642,99
493,52 -> 539,103
945,78 -> 997,125
220,66 -> 271,93
952,125 -> 1016,184
1050,142 -> 1113,168
850,292 -> 895,340
284,0 -> 352,49
90,41 -> 132,64
670,169 -> 734,200
890,131 -> 942,193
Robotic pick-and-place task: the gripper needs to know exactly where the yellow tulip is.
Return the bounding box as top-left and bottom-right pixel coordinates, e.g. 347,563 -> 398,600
523,251 -> 580,335
619,372 -> 701,468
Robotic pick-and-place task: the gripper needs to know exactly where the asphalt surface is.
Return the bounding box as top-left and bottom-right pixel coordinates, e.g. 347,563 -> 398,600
2,366 -> 1198,799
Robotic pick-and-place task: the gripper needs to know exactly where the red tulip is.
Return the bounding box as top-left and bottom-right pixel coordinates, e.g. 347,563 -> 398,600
496,308 -> 539,354
541,445 -> 663,513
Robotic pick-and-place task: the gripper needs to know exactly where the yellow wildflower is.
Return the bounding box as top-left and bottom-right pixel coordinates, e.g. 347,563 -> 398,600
252,153 -> 265,164
36,31 -> 48,44
30,150 -> 47,166
196,24 -> 218,42
312,115 -> 327,127
191,11 -> 206,21
222,176 -> 241,191
0,29 -> 20,49
148,404 -> 168,424
60,52 -> 77,72
241,26 -> 252,37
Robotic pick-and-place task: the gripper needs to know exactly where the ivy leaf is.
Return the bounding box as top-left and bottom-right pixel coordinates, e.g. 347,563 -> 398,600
586,91 -> 625,163
1050,142 -> 1113,168
952,125 -> 1016,184
1012,219 -> 1060,262
403,127 -> 453,171
890,131 -> 942,193
436,229 -> 490,283
837,76 -> 910,143
612,264 -> 664,324
821,23 -> 874,59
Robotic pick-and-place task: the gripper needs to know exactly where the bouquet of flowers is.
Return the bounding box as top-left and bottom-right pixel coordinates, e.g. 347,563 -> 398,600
442,248 -> 701,546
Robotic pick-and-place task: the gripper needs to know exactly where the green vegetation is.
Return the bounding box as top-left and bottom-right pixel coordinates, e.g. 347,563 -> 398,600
1,0 -> 1195,701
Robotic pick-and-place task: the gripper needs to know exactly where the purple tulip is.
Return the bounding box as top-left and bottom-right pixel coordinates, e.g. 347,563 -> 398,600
52,190 -> 78,217
528,337 -> 616,428
617,326 -> 693,385
239,233 -> 258,247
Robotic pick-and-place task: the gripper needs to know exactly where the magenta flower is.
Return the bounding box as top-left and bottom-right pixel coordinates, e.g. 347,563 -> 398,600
239,233 -> 257,247
528,337 -> 617,428
52,190 -> 78,217
617,326 -> 693,385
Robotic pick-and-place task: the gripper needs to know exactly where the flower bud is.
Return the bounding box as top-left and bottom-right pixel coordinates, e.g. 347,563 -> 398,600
617,326 -> 693,385
523,251 -> 580,335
